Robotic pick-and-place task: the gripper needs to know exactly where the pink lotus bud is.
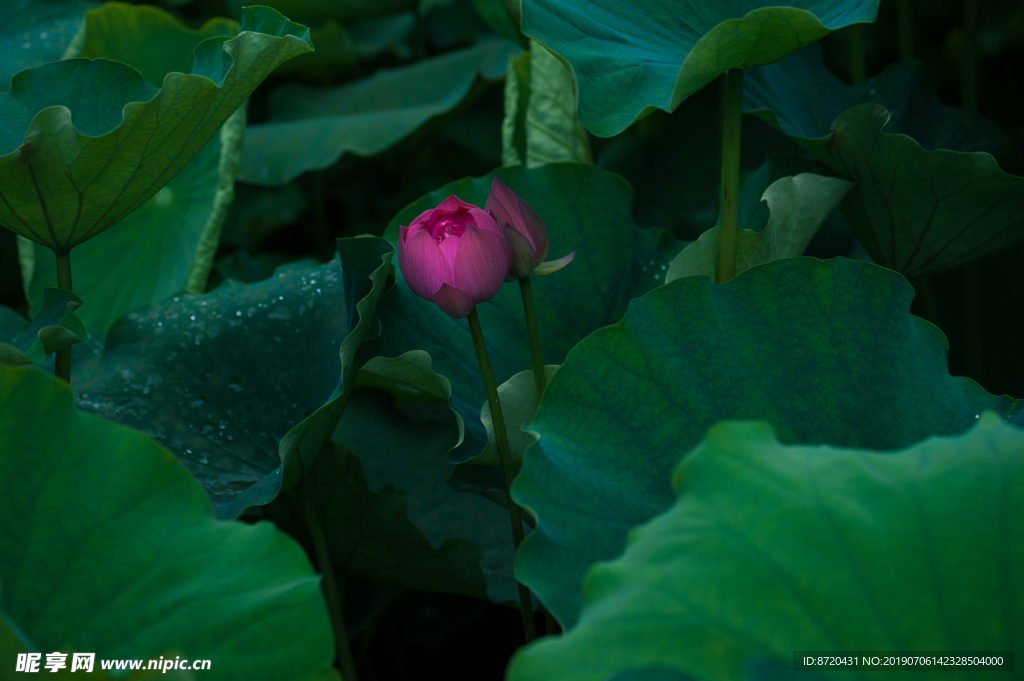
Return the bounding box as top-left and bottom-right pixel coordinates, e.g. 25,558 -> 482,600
485,178 -> 575,280
397,195 -> 512,319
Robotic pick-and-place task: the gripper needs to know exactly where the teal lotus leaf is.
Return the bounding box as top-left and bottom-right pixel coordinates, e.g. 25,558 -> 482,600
509,416 -> 1024,681
520,0 -> 880,137
72,237 -> 393,519
743,44 -> 1024,277
512,257 -> 1023,628
0,6 -> 312,253
238,39 -> 519,185
329,387 -> 525,603
0,365 -> 337,681
0,0 -> 97,91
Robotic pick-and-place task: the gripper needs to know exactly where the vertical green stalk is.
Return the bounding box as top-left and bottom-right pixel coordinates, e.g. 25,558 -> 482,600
848,25 -> 867,85
518,277 -> 546,401
716,69 -> 743,285
295,487 -> 359,681
897,0 -> 915,60
54,251 -> 72,383
467,306 -> 537,643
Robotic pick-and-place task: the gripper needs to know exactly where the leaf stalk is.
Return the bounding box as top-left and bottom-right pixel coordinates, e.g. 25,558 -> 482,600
716,69 -> 744,284
54,251 -> 73,383
295,485 -> 359,681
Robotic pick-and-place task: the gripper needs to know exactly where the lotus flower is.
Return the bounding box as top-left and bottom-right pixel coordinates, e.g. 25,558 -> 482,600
485,178 -> 575,280
397,196 -> 512,319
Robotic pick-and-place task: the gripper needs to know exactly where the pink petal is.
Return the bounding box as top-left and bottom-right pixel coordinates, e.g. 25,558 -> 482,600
502,222 -> 539,281
453,225 -> 511,302
437,195 -> 475,212
466,205 -> 503,239
486,177 -> 549,261
532,250 -> 576,276
485,178 -> 519,233
437,232 -> 461,271
399,225 -> 409,242
400,228 -> 453,300
432,283 -> 476,319
514,195 -> 549,261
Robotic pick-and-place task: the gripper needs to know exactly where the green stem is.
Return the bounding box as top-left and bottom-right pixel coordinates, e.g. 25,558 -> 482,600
716,69 -> 743,285
897,0 -> 915,60
295,487 -> 359,681
466,306 -> 536,643
518,277 -> 546,401
962,0 -> 978,111
54,251 -> 72,383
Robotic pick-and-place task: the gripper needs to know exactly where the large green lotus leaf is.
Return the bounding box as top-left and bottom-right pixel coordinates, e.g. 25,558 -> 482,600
326,387 -> 524,603
520,0 -> 879,138
2,606 -> 197,680
743,44 -> 1024,278
238,39 -> 520,185
509,415 -> 1024,681
23,105 -> 245,333
0,288 -> 84,365
0,366 -> 337,681
0,0 -> 97,92
76,2 -> 238,88
666,172 -> 851,282
72,238 -> 393,520
502,40 -> 591,167
18,4 -> 248,334
511,257 -> 1023,629
354,163 -> 685,464
0,6 -> 311,253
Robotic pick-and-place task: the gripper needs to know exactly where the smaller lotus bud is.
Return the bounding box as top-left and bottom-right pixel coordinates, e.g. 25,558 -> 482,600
485,178 -> 574,281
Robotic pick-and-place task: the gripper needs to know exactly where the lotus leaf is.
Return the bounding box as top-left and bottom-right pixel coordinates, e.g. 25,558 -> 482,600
238,39 -> 520,185
509,416 -> 1023,680
0,365 -> 337,681
520,0 -> 880,137
743,44 -> 1024,277
0,6 -> 312,253
512,257 -> 1023,627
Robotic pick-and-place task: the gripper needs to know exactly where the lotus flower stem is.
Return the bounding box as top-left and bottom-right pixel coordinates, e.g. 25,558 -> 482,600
295,485 -> 359,681
54,251 -> 73,383
518,277 -> 547,401
467,306 -> 537,643
848,25 -> 866,85
716,68 -> 743,284
897,0 -> 915,60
